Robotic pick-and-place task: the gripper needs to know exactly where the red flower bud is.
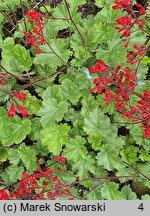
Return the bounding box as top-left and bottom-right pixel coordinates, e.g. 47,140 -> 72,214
8,103 -> 16,117
15,93 -> 27,101
18,105 -> 28,118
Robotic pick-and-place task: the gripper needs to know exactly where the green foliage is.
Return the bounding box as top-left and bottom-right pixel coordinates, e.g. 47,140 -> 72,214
0,0 -> 149,201
63,136 -> 88,162
100,182 -> 124,200
0,0 -> 28,10
72,155 -> 96,179
61,78 -> 81,104
96,144 -> 123,170
1,38 -> 32,75
0,108 -> 31,146
84,108 -> 111,138
18,144 -> 37,173
40,85 -> 68,127
96,32 -> 127,67
41,123 -> 70,155
121,186 -> 137,200
0,149 -> 8,162
34,39 -> 72,68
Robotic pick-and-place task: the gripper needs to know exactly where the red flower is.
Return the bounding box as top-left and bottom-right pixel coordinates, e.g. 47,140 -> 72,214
15,92 -> 27,101
8,103 -> 16,117
93,77 -> 101,85
27,36 -> 37,47
64,188 -> 71,195
96,85 -> 105,94
57,166 -> 63,171
36,49 -> 43,54
42,181 -> 49,186
142,126 -> 150,139
40,35 -> 46,45
123,29 -> 130,37
54,155 -> 66,164
18,105 -> 28,118
0,190 -> 9,200
32,27 -> 41,35
89,60 -> 108,73
50,175 -> 58,182
136,3 -> 146,15
24,31 -> 32,37
113,0 -> 132,11
60,155 -> 66,164
26,11 -> 42,20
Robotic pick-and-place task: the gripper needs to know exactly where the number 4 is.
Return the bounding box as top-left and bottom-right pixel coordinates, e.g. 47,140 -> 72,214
138,203 -> 144,211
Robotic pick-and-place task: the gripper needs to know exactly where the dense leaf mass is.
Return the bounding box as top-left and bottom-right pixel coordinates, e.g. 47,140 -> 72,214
0,0 -> 149,200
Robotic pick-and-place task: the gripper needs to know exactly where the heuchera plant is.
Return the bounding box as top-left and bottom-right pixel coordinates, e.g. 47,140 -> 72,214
0,0 -> 149,200
89,0 -> 150,139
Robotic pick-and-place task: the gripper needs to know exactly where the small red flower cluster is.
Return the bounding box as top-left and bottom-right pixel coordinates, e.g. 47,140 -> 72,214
126,44 -> 147,64
24,10 -> 46,54
114,1 -> 146,40
0,163 -> 73,200
54,155 -> 67,164
90,61 -> 150,139
89,2 -> 149,139
90,63 -> 136,105
113,0 -> 132,11
8,92 -> 28,118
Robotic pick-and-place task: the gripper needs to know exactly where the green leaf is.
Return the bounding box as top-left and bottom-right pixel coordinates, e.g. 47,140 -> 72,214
141,56 -> 150,64
41,124 -> 70,155
137,162 -> 150,177
63,136 -> 88,162
61,78 -> 81,104
1,117 -> 31,146
23,91 -> 41,115
40,5 -> 54,13
100,182 -> 124,200
55,0 -> 86,21
121,186 -> 137,200
14,17 -> 33,38
84,107 -> 125,148
1,38 -> 32,75
71,119 -> 86,137
72,155 -> 95,179
0,86 -> 10,102
29,118 -> 42,141
95,0 -> 115,8
0,108 -> 10,140
8,149 -> 20,165
116,166 -> 136,183
139,149 -> 150,162
121,146 -> 138,164
34,39 -> 72,67
0,149 -> 8,162
5,165 -> 24,183
40,86 -> 68,127
96,31 -> 127,67
81,94 -> 100,117
85,187 -> 103,200
70,15 -> 100,56
0,0 -> 22,10
43,19 -> 69,40
95,0 -> 105,7
127,124 -> 150,146
88,134 -> 102,151
18,144 -> 37,173
84,108 -> 111,139
96,144 -> 123,170
58,172 -> 76,183
141,194 -> 150,200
